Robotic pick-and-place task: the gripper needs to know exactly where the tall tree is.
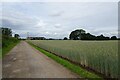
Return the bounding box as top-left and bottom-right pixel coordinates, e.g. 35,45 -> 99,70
14,34 -> 20,39
111,36 -> 117,40
69,29 -> 86,40
2,28 -> 12,37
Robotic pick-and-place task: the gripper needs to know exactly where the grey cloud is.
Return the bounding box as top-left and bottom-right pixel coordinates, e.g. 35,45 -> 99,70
2,19 -> 24,30
1,2 -> 118,38
54,23 -> 62,28
1,18 -> 36,31
49,11 -> 64,17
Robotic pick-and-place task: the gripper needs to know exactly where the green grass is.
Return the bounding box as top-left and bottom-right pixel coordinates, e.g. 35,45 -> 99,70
28,42 -> 102,79
2,41 -> 20,57
2,37 -> 20,57
0,48 -> 2,58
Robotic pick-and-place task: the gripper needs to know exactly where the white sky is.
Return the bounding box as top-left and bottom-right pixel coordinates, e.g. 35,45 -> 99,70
0,0 -> 119,2
0,1 -> 119,39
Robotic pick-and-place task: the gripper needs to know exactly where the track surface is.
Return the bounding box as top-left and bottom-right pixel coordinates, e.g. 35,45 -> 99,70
3,41 -> 79,78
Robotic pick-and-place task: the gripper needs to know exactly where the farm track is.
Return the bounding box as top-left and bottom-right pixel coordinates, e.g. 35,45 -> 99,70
2,41 -> 79,78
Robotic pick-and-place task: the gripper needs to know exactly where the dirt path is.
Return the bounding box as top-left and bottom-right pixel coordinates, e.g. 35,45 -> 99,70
3,41 -> 79,78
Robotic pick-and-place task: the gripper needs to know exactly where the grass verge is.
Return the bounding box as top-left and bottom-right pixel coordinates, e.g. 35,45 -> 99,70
28,42 -> 103,80
0,48 -> 2,58
2,40 -> 20,57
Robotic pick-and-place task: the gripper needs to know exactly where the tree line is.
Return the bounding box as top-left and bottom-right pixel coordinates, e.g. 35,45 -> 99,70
2,27 -> 20,39
68,29 -> 118,40
1,27 -> 119,40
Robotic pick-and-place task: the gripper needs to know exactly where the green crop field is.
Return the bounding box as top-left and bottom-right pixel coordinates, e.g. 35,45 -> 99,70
28,40 -> 118,78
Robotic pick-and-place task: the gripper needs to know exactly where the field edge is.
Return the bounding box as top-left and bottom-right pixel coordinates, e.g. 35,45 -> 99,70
2,40 -> 20,58
27,41 -> 102,79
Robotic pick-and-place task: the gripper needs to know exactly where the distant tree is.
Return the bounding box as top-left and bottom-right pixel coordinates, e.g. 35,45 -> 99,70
96,34 -> 106,40
82,33 -> 96,40
69,29 -> 86,40
69,31 -> 76,40
69,29 -> 116,40
58,39 -> 62,40
48,38 -> 54,40
111,36 -> 117,40
105,37 -> 110,40
63,37 -> 68,40
14,34 -> 20,39
2,28 -> 12,37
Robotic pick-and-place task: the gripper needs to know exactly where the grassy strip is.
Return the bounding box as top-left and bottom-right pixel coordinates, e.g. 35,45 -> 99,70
2,40 -> 20,57
0,49 -> 2,58
28,42 -> 103,80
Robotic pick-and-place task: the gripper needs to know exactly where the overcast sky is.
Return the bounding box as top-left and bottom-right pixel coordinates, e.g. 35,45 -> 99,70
0,1 -> 118,39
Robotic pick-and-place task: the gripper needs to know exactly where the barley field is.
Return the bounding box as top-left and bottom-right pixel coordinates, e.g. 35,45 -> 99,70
28,40 -> 118,78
